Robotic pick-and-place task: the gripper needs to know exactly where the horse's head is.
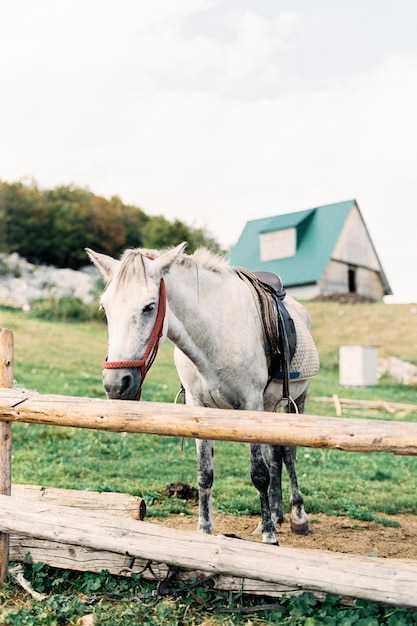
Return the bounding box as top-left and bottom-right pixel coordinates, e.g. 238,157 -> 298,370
86,243 -> 186,400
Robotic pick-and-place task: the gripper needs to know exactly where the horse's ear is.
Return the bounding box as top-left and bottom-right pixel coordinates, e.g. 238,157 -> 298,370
85,248 -> 119,280
152,242 -> 187,274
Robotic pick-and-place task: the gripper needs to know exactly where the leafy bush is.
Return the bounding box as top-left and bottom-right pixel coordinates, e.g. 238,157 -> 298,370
2,563 -> 417,625
28,297 -> 104,322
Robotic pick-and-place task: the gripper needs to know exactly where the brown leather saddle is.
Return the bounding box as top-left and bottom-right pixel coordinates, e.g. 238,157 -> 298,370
251,271 -> 287,300
235,268 -> 298,399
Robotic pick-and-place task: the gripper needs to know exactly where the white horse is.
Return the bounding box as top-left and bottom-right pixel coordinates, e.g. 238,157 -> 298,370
87,243 -> 320,544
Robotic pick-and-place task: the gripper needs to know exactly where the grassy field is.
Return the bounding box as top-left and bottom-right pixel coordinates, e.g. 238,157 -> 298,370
1,302 -> 416,521
1,301 -> 417,624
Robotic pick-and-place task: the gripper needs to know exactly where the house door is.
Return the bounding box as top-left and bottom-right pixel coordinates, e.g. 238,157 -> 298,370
348,267 -> 357,293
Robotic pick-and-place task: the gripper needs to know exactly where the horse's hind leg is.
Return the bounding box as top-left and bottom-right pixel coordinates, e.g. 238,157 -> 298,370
284,389 -> 309,535
196,439 -> 214,534
282,445 -> 308,534
250,443 -> 278,544
251,445 -> 283,538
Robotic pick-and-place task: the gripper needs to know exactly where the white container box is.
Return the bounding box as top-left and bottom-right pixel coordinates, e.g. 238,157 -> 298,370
339,345 -> 379,387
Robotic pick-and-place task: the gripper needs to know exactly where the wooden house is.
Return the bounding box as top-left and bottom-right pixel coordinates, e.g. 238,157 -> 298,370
228,200 -> 392,301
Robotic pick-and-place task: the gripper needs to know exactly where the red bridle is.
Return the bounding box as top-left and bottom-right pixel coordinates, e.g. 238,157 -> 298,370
102,278 -> 167,399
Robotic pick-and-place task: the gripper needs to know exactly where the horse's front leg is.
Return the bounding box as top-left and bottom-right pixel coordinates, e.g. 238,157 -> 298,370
250,443 -> 278,544
268,445 -> 284,527
196,439 -> 214,534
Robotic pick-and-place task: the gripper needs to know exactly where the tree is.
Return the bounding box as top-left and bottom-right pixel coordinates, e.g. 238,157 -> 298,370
141,215 -> 222,253
43,186 -> 96,268
112,197 -> 149,252
0,180 -> 52,262
90,195 -> 126,255
0,179 -> 224,268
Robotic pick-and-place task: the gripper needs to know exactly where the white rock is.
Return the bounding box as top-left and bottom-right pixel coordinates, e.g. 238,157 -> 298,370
0,253 -> 99,308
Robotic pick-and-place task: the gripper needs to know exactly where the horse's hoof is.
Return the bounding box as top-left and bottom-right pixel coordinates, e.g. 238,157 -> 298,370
290,519 -> 309,535
197,523 -> 213,534
261,532 -> 279,545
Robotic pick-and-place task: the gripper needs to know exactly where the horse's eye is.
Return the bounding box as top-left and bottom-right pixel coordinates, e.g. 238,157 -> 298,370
142,302 -> 156,314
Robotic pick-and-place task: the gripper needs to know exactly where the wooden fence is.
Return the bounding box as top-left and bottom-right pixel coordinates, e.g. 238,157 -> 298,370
1,327 -> 417,608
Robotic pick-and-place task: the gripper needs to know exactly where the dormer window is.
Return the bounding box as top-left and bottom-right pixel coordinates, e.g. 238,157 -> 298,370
259,228 -> 297,261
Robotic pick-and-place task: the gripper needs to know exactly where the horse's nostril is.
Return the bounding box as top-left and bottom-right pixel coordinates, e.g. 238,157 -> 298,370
120,374 -> 133,395
103,371 -> 135,399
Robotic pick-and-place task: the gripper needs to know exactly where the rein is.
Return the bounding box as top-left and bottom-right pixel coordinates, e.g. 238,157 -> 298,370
102,278 -> 167,399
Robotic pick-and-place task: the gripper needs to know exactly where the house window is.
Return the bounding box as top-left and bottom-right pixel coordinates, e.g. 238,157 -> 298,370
259,228 -> 296,262
348,267 -> 357,293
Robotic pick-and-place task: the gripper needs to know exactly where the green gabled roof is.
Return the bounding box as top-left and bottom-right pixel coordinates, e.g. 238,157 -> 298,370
229,200 -> 356,287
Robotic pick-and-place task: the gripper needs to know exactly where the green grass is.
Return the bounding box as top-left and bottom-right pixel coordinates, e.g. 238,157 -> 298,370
4,562 -> 417,626
306,301 -> 417,368
1,303 -> 417,624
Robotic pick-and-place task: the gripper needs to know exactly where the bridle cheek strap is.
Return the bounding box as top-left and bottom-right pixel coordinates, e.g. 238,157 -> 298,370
102,278 -> 167,400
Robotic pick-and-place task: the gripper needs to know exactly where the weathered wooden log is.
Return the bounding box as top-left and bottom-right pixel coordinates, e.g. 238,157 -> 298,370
311,396 -> 417,412
7,487 -> 319,598
9,485 -> 151,580
0,329 -> 13,583
7,485 -> 311,598
1,388 -> 417,455
9,535 -> 320,599
10,485 -> 146,520
1,494 -> 417,607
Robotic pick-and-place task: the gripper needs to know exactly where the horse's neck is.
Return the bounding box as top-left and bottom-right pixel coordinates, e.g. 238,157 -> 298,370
165,263 -> 262,370
165,264 -> 221,359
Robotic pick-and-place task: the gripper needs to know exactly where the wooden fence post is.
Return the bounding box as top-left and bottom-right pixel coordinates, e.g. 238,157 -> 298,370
0,329 -> 13,583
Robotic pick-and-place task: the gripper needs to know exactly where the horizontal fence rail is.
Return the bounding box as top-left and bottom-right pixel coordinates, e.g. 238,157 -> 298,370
0,387 -> 417,455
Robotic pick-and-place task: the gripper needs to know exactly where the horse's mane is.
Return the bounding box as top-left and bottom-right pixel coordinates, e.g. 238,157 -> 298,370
113,246 -> 233,291
113,249 -> 148,290
185,247 -> 234,275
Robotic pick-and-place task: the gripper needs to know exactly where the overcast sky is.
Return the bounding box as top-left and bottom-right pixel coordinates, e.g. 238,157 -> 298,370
1,0 -> 416,302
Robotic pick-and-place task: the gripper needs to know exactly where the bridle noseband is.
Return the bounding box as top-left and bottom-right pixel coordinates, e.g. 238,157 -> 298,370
102,277 -> 167,400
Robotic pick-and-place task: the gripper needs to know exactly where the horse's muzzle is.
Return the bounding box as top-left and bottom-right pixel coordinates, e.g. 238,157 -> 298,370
102,367 -> 142,400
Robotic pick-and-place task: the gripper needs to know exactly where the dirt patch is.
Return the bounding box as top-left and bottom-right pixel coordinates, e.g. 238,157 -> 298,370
152,509 -> 417,560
